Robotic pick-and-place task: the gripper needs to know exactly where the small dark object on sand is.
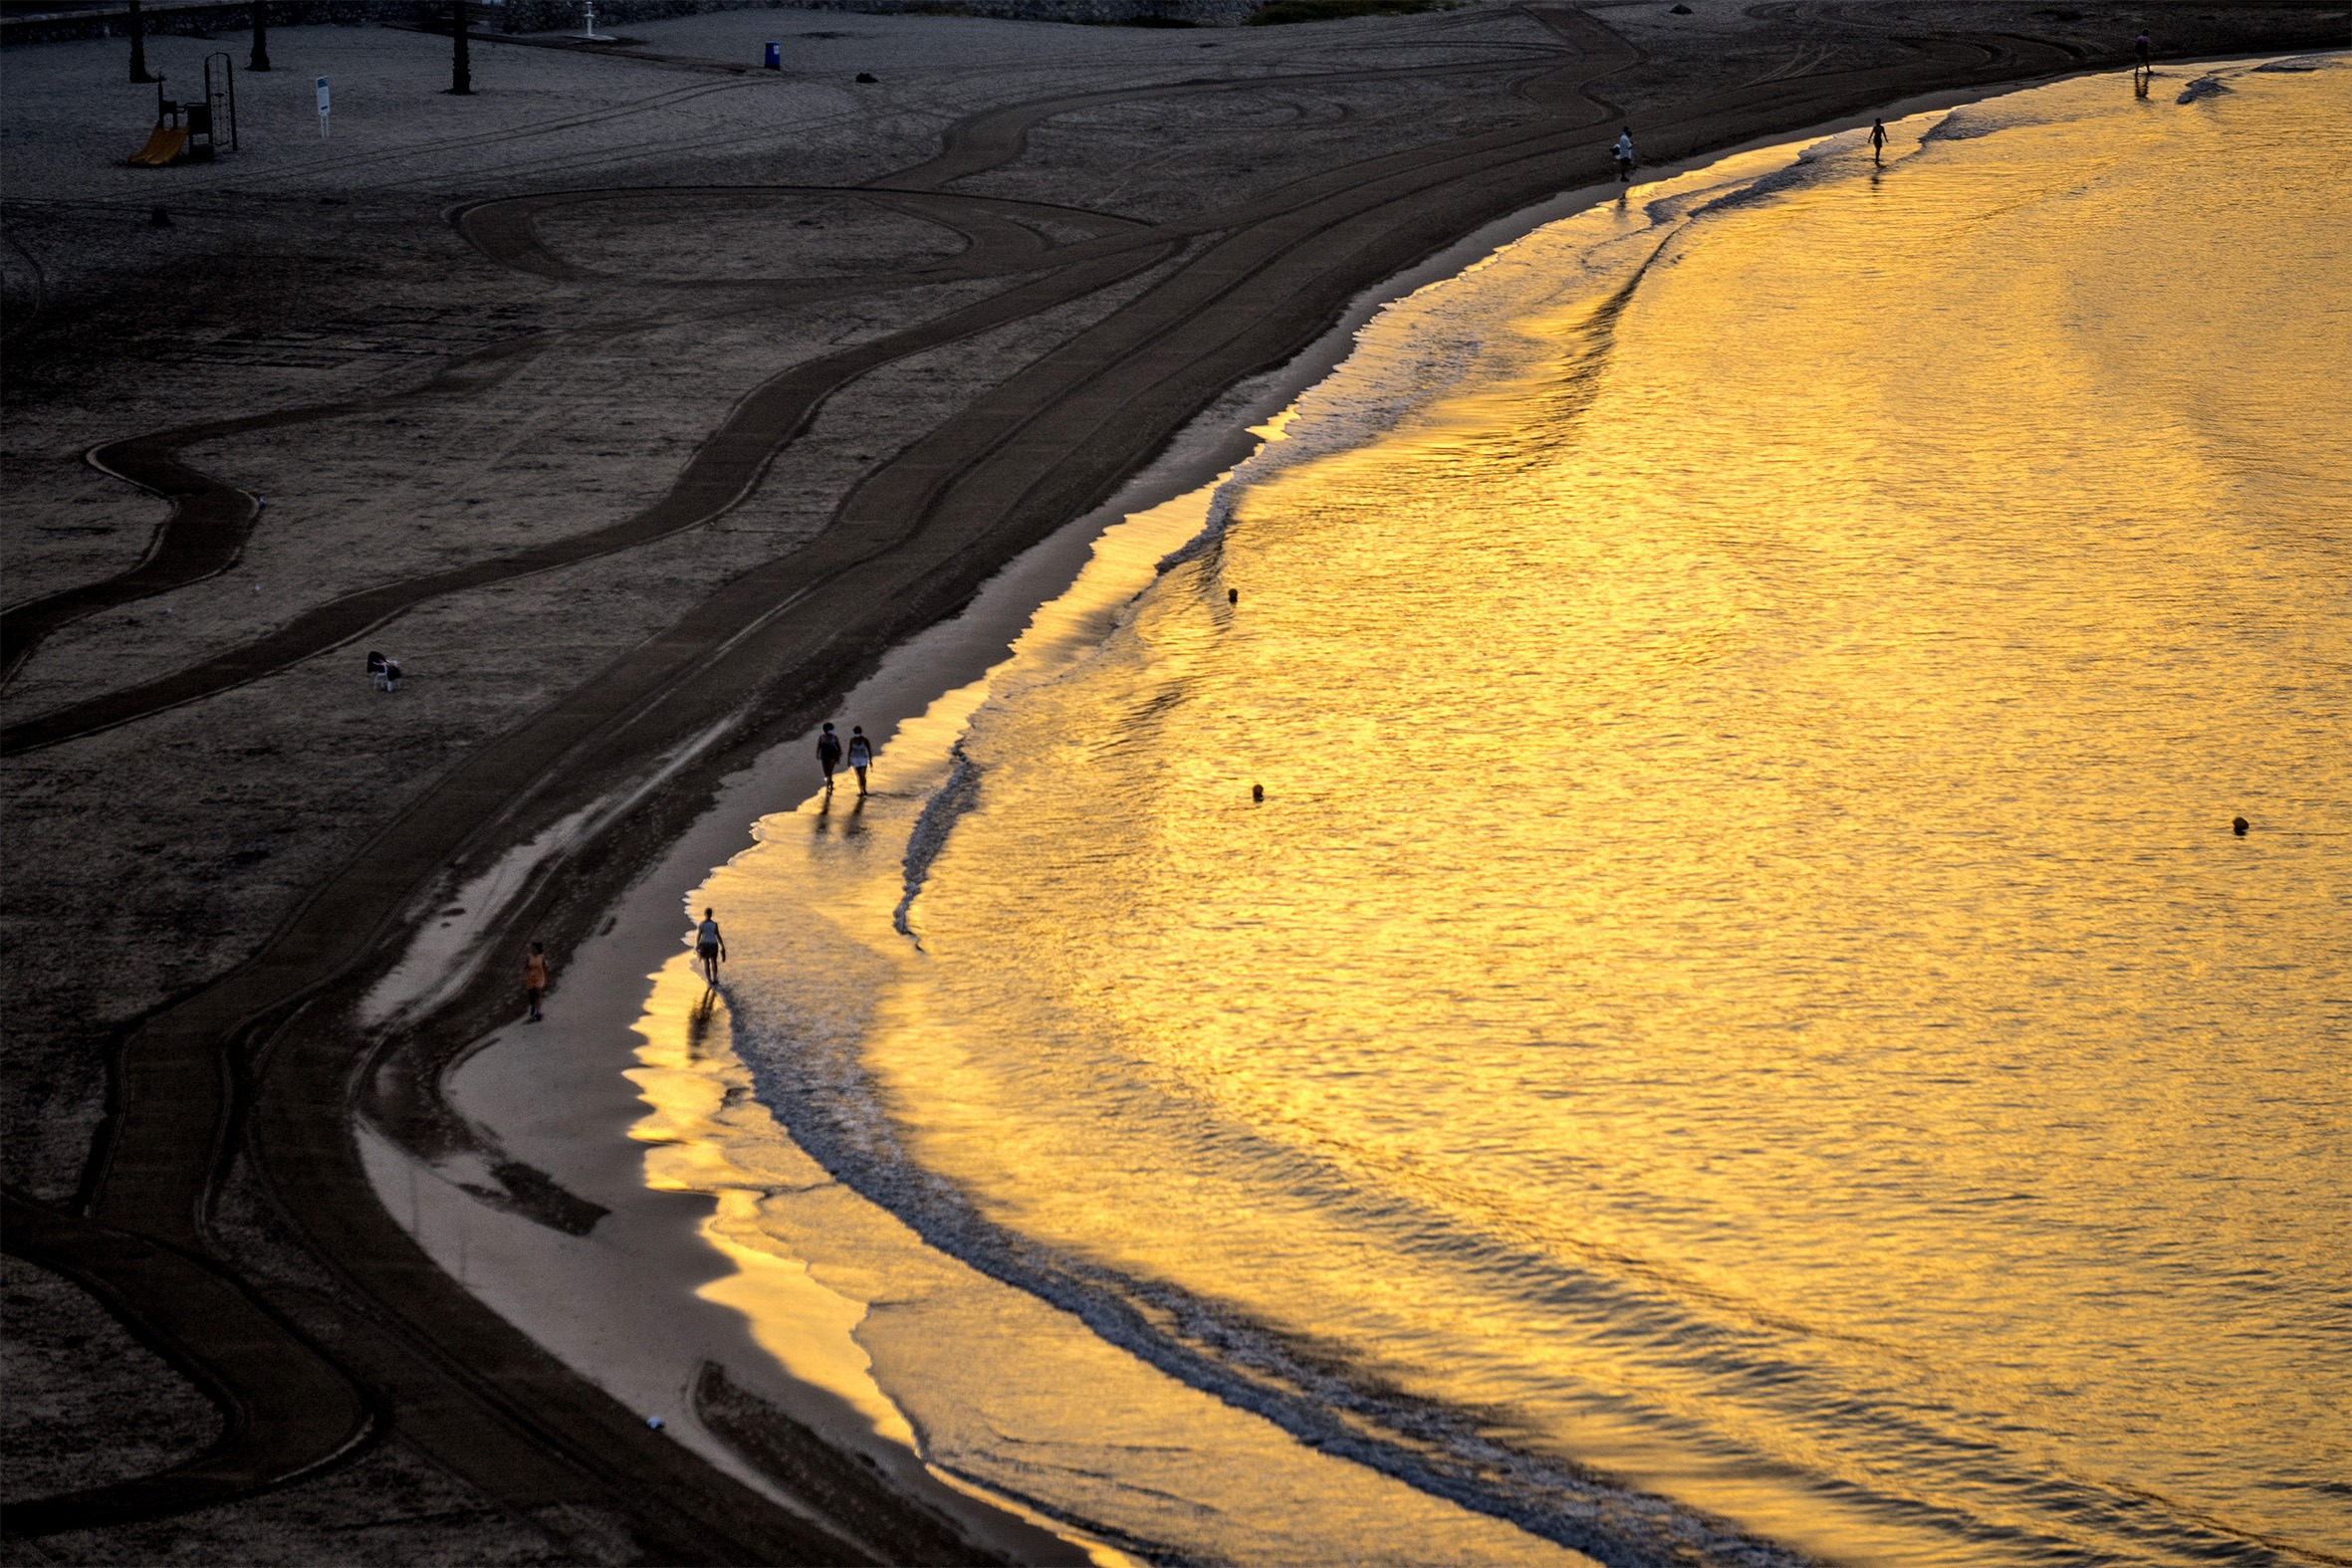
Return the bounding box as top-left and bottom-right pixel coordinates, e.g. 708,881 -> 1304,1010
1229,587 -> 1239,605
1252,784 -> 1265,801
855,71 -> 878,82
2233,816 -> 2249,836
148,205 -> 171,227
1669,5 -> 1691,13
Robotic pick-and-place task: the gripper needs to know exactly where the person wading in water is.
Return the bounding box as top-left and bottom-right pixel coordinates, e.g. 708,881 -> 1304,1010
1870,117 -> 1888,164
695,908 -> 727,986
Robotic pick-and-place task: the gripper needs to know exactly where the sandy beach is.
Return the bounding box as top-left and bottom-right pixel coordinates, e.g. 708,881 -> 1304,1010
5,0 -> 2344,1559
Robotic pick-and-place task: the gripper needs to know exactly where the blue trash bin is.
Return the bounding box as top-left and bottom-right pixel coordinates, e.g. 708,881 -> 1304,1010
764,41 -> 782,69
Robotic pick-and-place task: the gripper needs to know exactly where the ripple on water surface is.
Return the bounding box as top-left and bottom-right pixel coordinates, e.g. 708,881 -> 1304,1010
716,58 -> 2352,1568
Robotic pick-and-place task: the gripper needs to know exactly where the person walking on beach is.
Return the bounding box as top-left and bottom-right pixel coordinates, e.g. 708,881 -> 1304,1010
1869,117 -> 1888,164
695,908 -> 726,986
2133,30 -> 2152,74
1612,127 -> 1636,183
817,722 -> 843,790
523,942 -> 549,1023
846,725 -> 874,795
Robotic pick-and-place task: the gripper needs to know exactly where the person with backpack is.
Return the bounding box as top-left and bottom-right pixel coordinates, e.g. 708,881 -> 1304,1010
817,721 -> 843,790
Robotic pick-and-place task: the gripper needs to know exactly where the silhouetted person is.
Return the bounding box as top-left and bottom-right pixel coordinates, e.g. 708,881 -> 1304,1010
1228,587 -> 1239,605
1870,118 -> 1887,163
524,942 -> 548,1022
818,721 -> 842,789
2233,816 -> 2249,837
846,726 -> 873,795
2134,31 -> 2152,76
1612,127 -> 1636,183
695,908 -> 726,985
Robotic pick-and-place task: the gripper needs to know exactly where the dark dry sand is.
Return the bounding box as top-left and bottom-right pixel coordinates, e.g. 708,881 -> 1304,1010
4,2 -> 2343,1560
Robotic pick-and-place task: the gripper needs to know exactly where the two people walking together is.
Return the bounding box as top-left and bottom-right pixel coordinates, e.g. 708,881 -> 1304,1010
816,721 -> 875,795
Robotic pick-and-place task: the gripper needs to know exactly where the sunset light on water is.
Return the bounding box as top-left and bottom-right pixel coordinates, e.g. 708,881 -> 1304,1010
656,60 -> 2348,1567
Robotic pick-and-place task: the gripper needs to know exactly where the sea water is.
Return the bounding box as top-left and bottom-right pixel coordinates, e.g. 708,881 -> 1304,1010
675,58 -> 2350,1566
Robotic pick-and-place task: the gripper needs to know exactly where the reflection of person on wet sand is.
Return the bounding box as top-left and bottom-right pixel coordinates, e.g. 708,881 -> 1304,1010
817,722 -> 843,790
523,942 -> 548,1023
695,907 -> 726,986
1870,117 -> 1887,163
846,726 -> 874,795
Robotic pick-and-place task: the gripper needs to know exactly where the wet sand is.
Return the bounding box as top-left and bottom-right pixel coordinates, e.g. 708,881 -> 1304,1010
6,2 -> 2345,1559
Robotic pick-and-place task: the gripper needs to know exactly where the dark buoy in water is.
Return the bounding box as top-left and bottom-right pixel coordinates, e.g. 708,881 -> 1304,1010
148,205 -> 171,228
2233,816 -> 2249,836
1252,784 -> 1264,802
855,71 -> 877,82
1228,587 -> 1238,605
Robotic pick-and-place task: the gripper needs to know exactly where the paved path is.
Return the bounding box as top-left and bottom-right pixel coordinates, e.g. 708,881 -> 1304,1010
2,12 -> 2094,1558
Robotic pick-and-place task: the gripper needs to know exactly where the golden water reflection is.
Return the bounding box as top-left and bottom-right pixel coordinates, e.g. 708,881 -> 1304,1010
845,63 -> 2350,1565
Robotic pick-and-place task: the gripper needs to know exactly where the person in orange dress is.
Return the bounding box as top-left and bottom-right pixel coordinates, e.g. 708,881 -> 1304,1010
524,942 -> 550,1022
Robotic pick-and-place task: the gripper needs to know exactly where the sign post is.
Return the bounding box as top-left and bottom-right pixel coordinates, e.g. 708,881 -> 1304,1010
315,75 -> 329,137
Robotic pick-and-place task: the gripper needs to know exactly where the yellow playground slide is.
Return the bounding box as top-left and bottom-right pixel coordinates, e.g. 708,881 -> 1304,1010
127,123 -> 188,166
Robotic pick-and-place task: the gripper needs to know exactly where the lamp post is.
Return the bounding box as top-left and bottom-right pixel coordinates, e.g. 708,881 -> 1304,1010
250,0 -> 271,71
448,0 -> 472,95
127,0 -> 155,83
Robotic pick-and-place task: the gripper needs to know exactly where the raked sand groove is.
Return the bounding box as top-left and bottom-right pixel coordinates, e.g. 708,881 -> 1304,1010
0,232 -> 1177,754
2,8 -> 2213,1558
0,334 -> 554,685
0,180 -> 1155,701
0,51 -> 1587,740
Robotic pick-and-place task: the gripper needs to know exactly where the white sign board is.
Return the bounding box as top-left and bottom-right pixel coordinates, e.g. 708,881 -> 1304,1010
315,76 -> 330,137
